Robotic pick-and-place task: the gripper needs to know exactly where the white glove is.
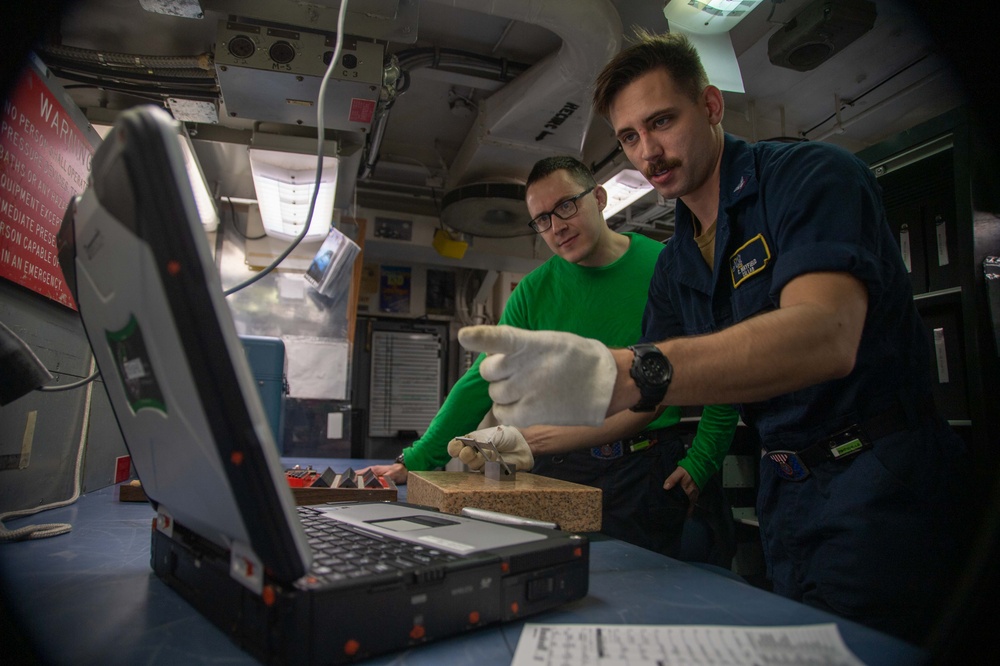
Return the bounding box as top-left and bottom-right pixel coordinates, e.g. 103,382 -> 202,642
446,426 -> 535,472
459,325 -> 615,428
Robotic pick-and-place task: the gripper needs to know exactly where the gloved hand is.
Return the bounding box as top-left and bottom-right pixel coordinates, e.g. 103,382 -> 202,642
446,426 -> 535,472
459,325 -> 615,427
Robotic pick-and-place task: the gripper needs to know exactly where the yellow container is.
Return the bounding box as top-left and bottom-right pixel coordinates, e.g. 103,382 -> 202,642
432,228 -> 468,259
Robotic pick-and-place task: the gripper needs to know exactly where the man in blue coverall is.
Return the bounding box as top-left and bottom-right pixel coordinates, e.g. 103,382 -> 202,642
458,30 -> 970,644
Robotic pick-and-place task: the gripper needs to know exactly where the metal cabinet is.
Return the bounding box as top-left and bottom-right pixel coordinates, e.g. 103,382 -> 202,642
859,107 -> 1000,467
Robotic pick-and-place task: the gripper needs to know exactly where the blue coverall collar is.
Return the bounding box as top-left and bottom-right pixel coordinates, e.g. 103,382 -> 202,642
670,134 -> 760,295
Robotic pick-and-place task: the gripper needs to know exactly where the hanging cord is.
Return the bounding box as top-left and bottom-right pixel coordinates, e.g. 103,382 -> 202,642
222,0 -> 350,296
37,369 -> 100,391
225,196 -> 266,240
0,356 -> 95,542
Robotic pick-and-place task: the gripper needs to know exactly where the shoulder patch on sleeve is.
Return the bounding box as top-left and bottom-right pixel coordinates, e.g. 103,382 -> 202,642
730,234 -> 771,288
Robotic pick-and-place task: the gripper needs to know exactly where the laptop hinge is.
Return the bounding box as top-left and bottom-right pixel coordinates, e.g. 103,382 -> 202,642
230,540 -> 264,595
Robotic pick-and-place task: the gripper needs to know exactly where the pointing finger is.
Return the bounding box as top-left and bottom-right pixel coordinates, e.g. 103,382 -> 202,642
458,325 -> 523,355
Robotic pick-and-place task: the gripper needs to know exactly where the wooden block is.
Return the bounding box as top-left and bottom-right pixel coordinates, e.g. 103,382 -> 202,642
407,471 -> 601,533
117,482 -> 148,503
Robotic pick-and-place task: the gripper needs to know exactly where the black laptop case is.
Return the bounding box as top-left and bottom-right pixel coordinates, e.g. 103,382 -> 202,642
58,105 -> 589,664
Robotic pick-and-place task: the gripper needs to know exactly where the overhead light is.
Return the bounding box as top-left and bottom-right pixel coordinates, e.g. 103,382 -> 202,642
662,0 -> 762,92
248,134 -> 339,243
662,0 -> 765,34
602,169 -> 654,219
176,127 -> 220,232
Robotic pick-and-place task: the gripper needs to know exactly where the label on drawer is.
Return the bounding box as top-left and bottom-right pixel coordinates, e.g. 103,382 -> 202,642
933,328 -> 950,383
899,225 -> 912,273
935,216 -> 950,266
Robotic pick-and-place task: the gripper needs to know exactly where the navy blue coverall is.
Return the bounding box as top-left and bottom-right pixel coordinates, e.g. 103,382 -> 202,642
641,134 -> 969,642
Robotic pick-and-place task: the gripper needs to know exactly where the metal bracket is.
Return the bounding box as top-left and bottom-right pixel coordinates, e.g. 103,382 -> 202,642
154,508 -> 175,537
230,540 -> 264,595
457,430 -> 516,482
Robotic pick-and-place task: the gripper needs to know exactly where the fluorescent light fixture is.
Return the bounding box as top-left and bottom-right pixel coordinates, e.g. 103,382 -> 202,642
602,169 -> 654,219
679,30 -> 747,92
663,0 -> 765,34
177,128 -> 220,232
663,0 -> 757,93
248,137 -> 339,243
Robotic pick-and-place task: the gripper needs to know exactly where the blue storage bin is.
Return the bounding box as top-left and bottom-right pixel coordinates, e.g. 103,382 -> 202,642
239,335 -> 287,453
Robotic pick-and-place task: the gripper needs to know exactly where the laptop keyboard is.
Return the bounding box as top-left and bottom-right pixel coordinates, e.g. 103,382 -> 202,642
297,507 -> 462,583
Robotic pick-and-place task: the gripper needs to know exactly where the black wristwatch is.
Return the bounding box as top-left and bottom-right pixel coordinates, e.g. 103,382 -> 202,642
394,452 -> 406,467
627,344 -> 672,412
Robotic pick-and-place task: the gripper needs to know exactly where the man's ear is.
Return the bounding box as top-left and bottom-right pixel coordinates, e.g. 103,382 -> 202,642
703,85 -> 725,126
594,184 -> 608,212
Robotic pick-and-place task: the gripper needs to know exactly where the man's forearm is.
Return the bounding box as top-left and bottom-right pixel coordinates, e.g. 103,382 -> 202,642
676,403 -> 739,489
523,409 -> 661,456
609,273 -> 868,415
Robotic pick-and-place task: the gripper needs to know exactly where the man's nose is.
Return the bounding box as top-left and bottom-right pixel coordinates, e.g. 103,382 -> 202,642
638,132 -> 663,163
551,214 -> 570,233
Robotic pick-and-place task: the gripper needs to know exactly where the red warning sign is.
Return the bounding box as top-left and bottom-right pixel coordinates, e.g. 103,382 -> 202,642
349,98 -> 376,125
1,65 -> 97,309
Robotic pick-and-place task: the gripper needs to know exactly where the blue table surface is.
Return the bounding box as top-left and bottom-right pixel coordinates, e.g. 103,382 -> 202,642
0,458 -> 927,665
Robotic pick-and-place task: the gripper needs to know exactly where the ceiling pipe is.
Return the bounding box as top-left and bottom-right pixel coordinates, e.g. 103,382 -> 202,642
809,69 -> 946,142
424,0 -> 623,189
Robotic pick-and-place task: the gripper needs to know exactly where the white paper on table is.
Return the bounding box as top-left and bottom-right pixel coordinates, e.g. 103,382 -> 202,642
511,623 -> 865,666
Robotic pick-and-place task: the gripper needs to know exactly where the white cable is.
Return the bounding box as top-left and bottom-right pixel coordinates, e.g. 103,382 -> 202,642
37,369 -> 100,392
223,0 -> 350,295
0,356 -> 95,542
3,3 -> 353,540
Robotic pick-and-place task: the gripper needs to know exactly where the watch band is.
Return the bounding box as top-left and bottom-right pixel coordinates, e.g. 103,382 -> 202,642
394,452 -> 406,467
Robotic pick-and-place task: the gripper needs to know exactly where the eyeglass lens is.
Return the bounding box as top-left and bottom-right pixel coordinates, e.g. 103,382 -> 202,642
529,187 -> 592,233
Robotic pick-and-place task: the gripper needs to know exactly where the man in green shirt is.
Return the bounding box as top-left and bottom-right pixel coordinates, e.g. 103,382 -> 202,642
366,156 -> 737,557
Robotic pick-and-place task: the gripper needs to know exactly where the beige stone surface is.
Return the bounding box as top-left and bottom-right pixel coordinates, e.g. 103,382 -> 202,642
407,471 -> 602,533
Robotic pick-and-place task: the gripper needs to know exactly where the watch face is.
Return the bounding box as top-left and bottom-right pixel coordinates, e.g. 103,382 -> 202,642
629,344 -> 671,412
629,343 -> 674,412
642,355 -> 671,384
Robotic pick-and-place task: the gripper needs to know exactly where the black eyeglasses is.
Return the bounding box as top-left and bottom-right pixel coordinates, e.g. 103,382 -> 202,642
527,187 -> 595,233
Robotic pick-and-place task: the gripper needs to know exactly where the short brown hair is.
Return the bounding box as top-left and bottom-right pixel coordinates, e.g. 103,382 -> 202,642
526,156 -> 596,192
592,29 -> 709,120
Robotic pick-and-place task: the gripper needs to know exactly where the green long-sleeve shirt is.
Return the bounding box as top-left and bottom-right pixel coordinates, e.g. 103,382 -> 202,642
402,233 -> 737,488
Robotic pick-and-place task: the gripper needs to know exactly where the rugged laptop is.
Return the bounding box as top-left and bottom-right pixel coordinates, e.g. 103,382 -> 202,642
56,105 -> 589,664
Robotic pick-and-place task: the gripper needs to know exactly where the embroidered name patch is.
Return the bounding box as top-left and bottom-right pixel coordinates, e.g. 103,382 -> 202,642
730,234 -> 771,288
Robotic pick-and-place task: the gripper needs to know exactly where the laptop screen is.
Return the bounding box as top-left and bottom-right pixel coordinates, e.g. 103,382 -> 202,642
58,105 -> 311,582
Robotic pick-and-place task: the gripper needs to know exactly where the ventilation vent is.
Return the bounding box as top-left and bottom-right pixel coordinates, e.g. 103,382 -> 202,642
767,0 -> 877,72
440,182 -> 531,238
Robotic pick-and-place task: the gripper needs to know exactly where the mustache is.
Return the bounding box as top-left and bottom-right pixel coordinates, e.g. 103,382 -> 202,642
644,159 -> 681,180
